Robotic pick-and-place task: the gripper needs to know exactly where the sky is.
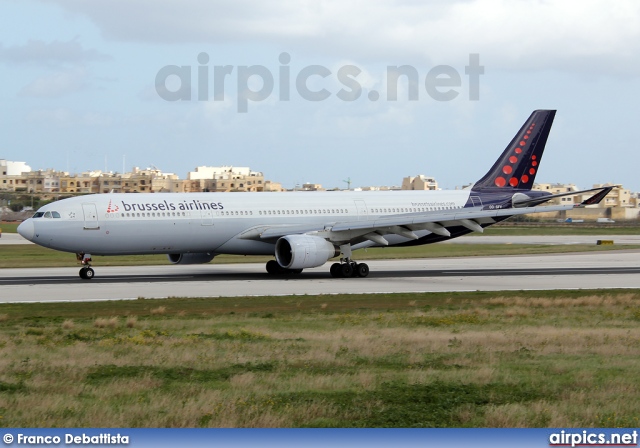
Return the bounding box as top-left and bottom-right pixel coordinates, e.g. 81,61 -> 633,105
1,0 -> 640,191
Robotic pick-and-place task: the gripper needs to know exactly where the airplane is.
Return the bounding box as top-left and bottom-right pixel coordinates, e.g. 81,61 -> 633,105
17,110 -> 612,280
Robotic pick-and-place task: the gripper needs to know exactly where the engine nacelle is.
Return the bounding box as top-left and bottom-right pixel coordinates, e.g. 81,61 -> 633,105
167,252 -> 216,265
275,235 -> 339,270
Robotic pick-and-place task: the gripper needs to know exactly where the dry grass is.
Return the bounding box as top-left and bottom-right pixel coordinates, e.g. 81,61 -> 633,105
126,316 -> 137,328
150,306 -> 167,315
0,290 -> 638,427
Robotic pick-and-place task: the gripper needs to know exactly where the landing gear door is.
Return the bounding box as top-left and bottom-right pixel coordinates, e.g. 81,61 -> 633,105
82,203 -> 99,229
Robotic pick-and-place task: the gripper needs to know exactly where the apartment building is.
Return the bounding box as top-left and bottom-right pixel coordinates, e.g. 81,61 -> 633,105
533,182 -> 640,220
60,171 -> 101,194
188,166 -> 266,192
1,160 -> 32,192
533,183 -> 635,208
401,175 -> 439,190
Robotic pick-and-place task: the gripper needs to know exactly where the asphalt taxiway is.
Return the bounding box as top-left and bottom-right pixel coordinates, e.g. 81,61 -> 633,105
1,251 -> 639,302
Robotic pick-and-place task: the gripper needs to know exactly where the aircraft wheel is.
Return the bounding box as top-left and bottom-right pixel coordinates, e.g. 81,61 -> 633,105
330,263 -> 342,278
266,260 -> 281,275
80,267 -> 94,280
340,263 -> 354,278
356,263 -> 369,278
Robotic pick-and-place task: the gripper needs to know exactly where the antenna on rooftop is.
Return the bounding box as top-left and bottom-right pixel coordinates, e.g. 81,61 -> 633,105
343,177 -> 352,190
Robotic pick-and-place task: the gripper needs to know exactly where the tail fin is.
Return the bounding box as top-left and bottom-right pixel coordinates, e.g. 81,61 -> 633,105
473,110 -> 556,191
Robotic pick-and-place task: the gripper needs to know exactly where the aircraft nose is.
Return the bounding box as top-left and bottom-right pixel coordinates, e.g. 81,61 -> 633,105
17,219 -> 35,241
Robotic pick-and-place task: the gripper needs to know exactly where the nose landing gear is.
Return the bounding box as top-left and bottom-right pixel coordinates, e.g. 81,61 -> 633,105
77,253 -> 95,280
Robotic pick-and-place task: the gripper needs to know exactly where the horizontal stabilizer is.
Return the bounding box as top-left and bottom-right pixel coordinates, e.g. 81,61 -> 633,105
512,186 -> 614,208
579,186 -> 614,206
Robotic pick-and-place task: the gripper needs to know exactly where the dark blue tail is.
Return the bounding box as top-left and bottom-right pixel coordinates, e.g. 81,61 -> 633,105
473,110 -> 556,191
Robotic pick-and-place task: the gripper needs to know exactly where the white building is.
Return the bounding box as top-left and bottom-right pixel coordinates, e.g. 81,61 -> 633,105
0,159 -> 32,176
401,175 -> 439,190
188,166 -> 254,180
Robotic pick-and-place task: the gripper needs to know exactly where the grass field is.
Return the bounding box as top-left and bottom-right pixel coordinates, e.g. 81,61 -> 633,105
0,222 -> 18,233
0,290 -> 638,427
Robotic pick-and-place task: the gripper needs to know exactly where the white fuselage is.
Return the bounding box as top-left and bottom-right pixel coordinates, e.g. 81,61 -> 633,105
19,190 -> 472,256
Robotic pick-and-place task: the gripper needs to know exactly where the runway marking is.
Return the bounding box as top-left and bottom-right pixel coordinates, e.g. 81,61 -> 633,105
2,266 -> 640,288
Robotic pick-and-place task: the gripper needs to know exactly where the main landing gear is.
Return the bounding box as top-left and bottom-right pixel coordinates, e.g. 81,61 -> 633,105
329,261 -> 369,278
77,253 -> 95,280
330,243 -> 369,278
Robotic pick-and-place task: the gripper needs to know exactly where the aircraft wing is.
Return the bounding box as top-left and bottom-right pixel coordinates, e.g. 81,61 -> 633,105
237,187 -> 610,246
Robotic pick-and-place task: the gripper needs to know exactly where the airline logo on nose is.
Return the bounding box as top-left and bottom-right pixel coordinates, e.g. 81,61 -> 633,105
106,200 -> 120,213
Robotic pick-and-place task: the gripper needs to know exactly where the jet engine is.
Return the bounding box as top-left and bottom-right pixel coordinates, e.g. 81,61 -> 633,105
275,235 -> 339,270
167,252 -> 216,265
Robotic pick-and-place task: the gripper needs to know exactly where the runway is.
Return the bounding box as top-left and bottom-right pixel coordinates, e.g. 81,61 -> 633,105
1,250 -> 639,302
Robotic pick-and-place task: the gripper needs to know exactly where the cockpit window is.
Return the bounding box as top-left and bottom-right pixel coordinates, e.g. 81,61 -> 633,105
44,211 -> 52,218
52,211 -> 61,218
32,212 -> 45,218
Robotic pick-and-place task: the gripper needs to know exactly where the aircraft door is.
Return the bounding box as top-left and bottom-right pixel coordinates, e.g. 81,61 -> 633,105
201,209 -> 214,226
354,199 -> 368,221
82,203 -> 99,229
